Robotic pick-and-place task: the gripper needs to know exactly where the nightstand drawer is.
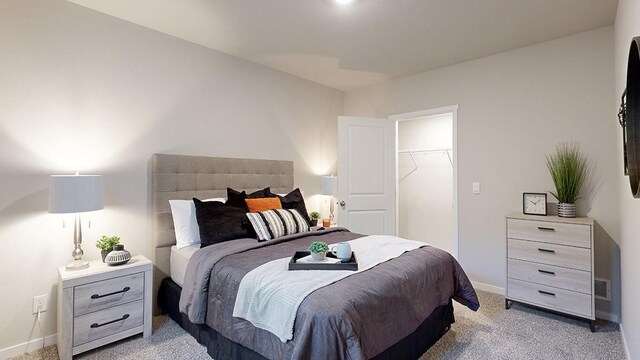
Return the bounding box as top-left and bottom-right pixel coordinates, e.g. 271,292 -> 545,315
74,272 -> 144,316
507,278 -> 592,319
507,258 -> 591,294
73,299 -> 144,346
507,219 -> 591,248
507,238 -> 590,271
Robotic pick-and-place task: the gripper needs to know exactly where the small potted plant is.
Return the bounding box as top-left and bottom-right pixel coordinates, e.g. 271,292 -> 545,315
546,142 -> 591,218
308,241 -> 329,261
309,212 -> 320,226
96,235 -> 121,262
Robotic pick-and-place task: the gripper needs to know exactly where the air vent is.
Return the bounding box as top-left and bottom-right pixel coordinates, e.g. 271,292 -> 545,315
594,278 -> 611,301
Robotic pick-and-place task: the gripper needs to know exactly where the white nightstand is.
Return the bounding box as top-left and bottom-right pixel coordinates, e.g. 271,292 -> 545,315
57,255 -> 152,359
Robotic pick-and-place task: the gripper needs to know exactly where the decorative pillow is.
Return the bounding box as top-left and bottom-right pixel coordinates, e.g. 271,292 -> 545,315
245,197 -> 282,213
246,209 -> 310,241
169,198 -> 225,249
193,198 -> 252,247
226,187 -> 272,209
267,188 -> 311,225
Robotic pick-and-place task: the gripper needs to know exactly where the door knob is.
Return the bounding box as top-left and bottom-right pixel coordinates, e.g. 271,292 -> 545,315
339,201 -> 346,208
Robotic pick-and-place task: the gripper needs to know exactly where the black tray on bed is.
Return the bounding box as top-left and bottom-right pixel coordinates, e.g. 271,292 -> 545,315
288,251 -> 358,271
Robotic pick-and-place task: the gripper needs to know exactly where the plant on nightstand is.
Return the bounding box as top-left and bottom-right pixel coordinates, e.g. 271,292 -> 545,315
96,235 -> 120,262
308,241 -> 329,261
309,211 -> 320,226
546,142 -> 592,218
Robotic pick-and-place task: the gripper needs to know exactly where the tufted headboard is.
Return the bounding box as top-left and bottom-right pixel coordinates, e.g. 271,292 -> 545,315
150,154 -> 294,310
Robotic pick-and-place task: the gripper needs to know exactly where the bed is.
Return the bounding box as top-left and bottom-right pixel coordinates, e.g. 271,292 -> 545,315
151,153 -> 479,360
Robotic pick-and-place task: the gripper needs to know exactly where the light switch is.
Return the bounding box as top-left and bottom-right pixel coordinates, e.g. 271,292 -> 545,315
472,182 -> 480,194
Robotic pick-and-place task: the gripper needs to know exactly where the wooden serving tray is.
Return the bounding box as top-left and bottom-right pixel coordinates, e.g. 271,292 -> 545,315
288,251 -> 358,271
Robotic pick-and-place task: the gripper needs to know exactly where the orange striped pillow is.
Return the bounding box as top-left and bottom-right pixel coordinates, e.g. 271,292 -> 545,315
245,197 -> 282,213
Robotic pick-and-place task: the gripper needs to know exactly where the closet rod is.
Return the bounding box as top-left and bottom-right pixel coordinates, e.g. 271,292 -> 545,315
398,148 -> 453,167
398,148 -> 452,154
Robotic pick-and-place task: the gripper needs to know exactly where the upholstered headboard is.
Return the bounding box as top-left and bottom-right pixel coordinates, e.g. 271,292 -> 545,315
150,154 -> 294,310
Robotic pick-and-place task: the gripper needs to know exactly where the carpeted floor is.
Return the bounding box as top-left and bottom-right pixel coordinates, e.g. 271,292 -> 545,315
11,290 -> 626,360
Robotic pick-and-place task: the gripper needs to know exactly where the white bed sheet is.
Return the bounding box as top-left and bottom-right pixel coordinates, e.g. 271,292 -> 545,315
170,244 -> 200,288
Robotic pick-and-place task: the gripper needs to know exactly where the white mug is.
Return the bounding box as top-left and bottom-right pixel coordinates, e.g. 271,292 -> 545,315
331,242 -> 352,262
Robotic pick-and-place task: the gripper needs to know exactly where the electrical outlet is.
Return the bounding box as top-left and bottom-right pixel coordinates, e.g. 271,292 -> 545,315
33,294 -> 48,314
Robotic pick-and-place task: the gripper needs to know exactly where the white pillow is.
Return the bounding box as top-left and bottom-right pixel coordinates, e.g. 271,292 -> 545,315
169,198 -> 225,249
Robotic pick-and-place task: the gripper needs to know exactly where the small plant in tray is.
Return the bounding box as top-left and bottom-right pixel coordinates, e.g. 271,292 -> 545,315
308,241 -> 329,261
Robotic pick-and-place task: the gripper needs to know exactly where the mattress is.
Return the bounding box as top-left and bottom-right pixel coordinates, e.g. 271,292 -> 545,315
170,244 -> 200,287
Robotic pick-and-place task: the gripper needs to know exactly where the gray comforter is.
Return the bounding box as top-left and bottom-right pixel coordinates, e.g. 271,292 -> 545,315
180,228 -> 479,360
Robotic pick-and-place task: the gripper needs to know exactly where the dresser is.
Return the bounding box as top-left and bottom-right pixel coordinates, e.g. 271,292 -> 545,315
57,255 -> 153,359
505,213 -> 595,331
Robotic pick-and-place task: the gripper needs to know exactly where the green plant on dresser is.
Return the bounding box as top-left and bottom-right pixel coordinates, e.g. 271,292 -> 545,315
545,142 -> 592,217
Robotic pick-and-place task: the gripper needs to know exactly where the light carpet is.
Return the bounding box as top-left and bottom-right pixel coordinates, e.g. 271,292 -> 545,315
10,290 -> 626,360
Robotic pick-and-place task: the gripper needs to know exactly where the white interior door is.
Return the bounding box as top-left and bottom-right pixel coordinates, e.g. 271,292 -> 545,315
337,116 -> 396,235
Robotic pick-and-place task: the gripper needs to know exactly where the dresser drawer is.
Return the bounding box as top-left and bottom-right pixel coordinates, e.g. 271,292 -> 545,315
507,278 -> 592,319
507,258 -> 591,294
507,219 -> 591,248
507,238 -> 591,271
74,272 -> 144,316
73,299 -> 144,346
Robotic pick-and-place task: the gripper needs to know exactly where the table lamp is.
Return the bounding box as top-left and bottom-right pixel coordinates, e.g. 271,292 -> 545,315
321,175 -> 337,224
49,173 -> 104,270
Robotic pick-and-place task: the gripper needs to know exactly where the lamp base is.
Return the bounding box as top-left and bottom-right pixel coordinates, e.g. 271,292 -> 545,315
65,259 -> 90,271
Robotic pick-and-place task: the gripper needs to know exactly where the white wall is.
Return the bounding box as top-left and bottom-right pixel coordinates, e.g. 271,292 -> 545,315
346,27 -> 620,320
398,114 -> 453,252
0,0 -> 343,355
614,0 -> 640,357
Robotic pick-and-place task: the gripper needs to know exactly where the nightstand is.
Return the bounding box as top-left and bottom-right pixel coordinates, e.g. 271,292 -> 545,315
57,255 -> 152,359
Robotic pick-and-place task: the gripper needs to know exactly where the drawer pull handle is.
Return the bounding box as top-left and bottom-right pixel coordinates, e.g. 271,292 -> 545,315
538,290 -> 556,297
537,227 -> 556,232
90,314 -> 130,328
538,269 -> 556,276
91,286 -> 130,299
537,248 -> 556,254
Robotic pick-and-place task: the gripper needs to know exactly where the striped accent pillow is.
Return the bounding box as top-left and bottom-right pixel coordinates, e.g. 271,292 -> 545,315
246,209 -> 310,241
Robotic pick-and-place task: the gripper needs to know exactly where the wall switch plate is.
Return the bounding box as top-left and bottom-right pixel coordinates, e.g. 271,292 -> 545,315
33,294 -> 48,314
472,182 -> 481,194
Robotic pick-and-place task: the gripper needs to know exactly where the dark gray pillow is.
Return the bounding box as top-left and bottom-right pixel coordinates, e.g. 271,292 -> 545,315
193,198 -> 251,247
267,188 -> 311,225
226,187 -> 272,209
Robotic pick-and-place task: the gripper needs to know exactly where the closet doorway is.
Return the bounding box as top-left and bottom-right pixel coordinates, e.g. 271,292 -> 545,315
392,106 -> 458,258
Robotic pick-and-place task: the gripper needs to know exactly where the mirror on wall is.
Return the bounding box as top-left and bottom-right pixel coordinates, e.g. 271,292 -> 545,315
623,36 -> 640,198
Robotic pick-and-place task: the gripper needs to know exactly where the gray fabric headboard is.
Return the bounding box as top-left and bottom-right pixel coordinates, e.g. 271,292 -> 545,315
151,154 -> 294,311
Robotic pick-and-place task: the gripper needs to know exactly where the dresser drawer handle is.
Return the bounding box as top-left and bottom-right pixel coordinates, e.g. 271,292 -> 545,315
91,286 -> 131,299
538,290 -> 556,297
90,314 -> 130,328
537,226 -> 556,232
537,248 -> 556,254
538,269 -> 556,276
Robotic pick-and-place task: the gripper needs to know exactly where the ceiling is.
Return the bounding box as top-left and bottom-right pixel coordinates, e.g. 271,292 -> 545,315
67,0 -> 618,91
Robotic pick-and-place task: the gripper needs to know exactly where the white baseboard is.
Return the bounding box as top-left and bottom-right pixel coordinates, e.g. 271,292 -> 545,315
620,323 -> 632,360
471,281 -> 505,295
595,310 -> 619,323
0,334 -> 56,360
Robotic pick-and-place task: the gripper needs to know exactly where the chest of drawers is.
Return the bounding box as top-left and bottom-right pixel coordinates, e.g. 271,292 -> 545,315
57,255 -> 153,359
505,213 -> 595,331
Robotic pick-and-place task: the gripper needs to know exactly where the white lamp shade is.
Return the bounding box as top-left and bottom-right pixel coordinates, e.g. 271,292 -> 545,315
321,175 -> 337,196
48,175 -> 104,213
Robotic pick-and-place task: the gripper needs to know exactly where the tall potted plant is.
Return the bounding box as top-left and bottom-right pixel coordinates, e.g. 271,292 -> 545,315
545,142 -> 591,218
